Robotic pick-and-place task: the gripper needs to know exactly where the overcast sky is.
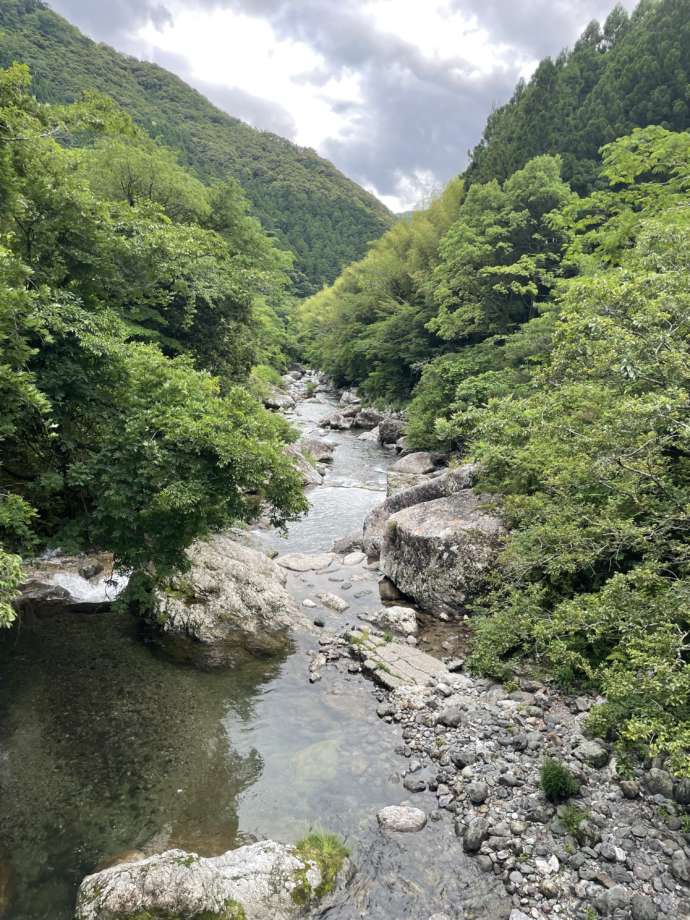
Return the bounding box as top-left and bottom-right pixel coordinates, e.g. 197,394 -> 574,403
48,0 -> 637,211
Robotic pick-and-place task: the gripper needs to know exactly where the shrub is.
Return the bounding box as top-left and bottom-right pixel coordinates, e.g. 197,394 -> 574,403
540,758 -> 580,802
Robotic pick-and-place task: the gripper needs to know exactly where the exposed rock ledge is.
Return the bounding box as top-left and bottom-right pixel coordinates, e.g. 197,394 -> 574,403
75,840 -> 330,920
154,534 -> 304,667
363,463 -> 478,558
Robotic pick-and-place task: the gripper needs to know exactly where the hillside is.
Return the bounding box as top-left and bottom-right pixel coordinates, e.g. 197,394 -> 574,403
466,0 -> 690,192
0,0 -> 393,295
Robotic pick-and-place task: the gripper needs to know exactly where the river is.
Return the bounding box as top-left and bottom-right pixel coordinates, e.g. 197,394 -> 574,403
0,390 -> 507,920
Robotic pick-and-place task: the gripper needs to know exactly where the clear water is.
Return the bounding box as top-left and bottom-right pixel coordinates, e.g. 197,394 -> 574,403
0,394 -> 509,920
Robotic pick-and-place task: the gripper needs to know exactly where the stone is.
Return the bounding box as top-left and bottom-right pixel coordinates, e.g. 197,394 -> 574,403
358,426 -> 380,443
263,387 -> 296,411
297,436 -> 335,464
302,599 -> 317,608
317,593 -> 350,612
378,417 -> 406,445
342,551 -> 366,566
450,745 -> 476,767
390,452 -> 438,475
363,464 -> 477,558
353,408 -> 383,430
631,894 -> 658,920
377,805 -> 427,833
620,780 -> 640,799
463,818 -> 490,853
275,553 -> 335,572
360,605 -> 418,638
354,636 -> 448,689
403,775 -> 427,793
575,739 -> 609,768
671,849 -> 689,883
285,444 -> 323,486
331,533 -> 363,554
437,706 -> 465,728
380,490 -> 504,615
646,768 -> 674,799
321,412 -> 353,430
154,535 -> 301,667
386,470 -> 435,497
509,912 -> 531,920
75,841 -> 329,920
467,782 -> 489,805
339,389 -> 361,407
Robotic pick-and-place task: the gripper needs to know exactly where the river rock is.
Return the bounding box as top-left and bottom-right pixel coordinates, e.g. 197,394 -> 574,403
377,805 -> 427,833
575,739 -> 609,768
285,444 -> 322,487
14,552 -> 128,618
264,387 -> 296,411
358,426 -> 380,443
390,452 -> 438,475
331,532 -> 363,554
75,841 -> 327,920
386,470 -> 436,497
298,436 -> 335,464
343,551 -> 366,566
321,412 -> 354,430
354,408 -> 383,430
340,389 -> 361,407
317,592 -> 350,612
360,605 -> 418,637
378,417 -> 406,445
380,490 -> 504,615
363,464 -> 478,558
462,818 -> 490,853
645,768 -> 674,799
154,535 -> 301,666
276,552 -> 335,572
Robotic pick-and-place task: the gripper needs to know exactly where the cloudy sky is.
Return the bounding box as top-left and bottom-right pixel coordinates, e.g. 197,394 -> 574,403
49,0 -> 636,211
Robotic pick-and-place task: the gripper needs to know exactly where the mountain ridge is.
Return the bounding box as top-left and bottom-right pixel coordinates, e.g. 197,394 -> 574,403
0,0 -> 393,295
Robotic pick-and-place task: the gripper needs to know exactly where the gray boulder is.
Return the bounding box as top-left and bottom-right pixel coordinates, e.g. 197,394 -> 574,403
378,417 -> 406,445
321,412 -> 353,431
358,426 -> 380,443
285,444 -> 323,487
377,805 -> 427,833
462,818 -> 490,853
298,436 -> 335,464
331,532 -> 363,554
380,490 -> 504,615
386,470 -> 436,497
75,841 -> 329,920
339,389 -> 361,407
263,387 -> 296,411
390,452 -> 438,475
363,464 -> 477,558
155,535 -> 302,667
353,408 -> 383,430
359,605 -> 418,637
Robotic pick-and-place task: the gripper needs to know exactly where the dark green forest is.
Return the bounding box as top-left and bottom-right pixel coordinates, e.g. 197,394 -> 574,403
298,0 -> 690,772
0,0 -> 393,295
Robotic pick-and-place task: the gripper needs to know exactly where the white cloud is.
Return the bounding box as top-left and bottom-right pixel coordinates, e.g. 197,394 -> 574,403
137,7 -> 363,149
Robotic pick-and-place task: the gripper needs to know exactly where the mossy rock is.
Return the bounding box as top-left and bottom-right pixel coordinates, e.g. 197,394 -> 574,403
291,832 -> 349,906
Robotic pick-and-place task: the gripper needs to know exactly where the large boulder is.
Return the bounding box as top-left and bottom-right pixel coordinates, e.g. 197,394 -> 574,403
390,452 -> 438,475
285,444 -> 323,487
339,389 -> 361,407
380,490 -> 504,615
263,387 -> 296,412
358,426 -> 380,443
363,464 -> 477,558
378,417 -> 406,445
321,412 -> 353,431
298,436 -> 336,464
75,841 -> 330,920
13,553 -> 128,619
155,535 -> 303,666
353,408 -> 383,430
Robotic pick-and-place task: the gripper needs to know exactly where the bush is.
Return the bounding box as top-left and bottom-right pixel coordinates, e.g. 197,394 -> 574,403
540,758 -> 580,802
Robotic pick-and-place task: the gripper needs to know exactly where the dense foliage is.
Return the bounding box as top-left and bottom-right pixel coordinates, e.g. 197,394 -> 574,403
466,0 -> 690,194
297,0 -> 690,772
0,0 -> 393,295
0,64 -> 307,625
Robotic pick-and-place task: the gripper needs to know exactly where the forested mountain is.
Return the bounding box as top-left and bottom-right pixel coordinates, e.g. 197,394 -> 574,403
466,0 -> 690,193
297,0 -> 690,772
0,0 -> 393,295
